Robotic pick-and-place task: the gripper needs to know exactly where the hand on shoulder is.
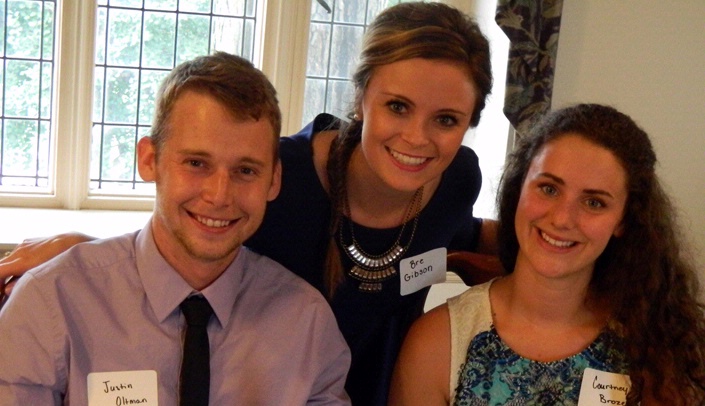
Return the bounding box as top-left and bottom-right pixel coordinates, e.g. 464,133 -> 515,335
0,232 -> 95,296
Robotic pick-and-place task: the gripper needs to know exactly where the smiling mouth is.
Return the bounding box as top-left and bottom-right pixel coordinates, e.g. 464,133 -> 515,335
540,230 -> 576,248
389,148 -> 429,166
194,214 -> 233,228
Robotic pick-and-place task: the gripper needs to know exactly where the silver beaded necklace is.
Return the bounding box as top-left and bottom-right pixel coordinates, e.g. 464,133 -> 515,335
340,186 -> 424,292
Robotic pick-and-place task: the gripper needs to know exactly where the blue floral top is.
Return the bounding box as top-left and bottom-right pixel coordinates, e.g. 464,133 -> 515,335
448,282 -> 630,406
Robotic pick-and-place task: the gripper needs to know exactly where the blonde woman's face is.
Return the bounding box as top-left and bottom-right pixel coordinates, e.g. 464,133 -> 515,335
356,58 -> 477,193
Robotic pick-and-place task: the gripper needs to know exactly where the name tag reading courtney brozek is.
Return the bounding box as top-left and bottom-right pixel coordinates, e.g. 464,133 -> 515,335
578,368 -> 631,406
400,247 -> 447,296
87,370 -> 158,405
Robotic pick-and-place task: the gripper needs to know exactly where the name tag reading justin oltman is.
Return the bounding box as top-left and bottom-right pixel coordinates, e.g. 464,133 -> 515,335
88,370 -> 158,405
400,247 -> 446,296
578,367 -> 631,406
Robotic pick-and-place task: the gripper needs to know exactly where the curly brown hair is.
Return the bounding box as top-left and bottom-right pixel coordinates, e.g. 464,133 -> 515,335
497,103 -> 705,404
323,1 -> 493,297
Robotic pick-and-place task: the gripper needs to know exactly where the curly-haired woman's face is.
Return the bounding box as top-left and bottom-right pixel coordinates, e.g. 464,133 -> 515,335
513,135 -> 628,282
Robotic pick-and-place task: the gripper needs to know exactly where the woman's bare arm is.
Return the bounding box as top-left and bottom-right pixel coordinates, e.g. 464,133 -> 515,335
388,304 -> 452,406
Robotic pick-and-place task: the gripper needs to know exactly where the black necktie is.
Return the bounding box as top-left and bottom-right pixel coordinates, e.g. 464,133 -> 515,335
179,296 -> 214,406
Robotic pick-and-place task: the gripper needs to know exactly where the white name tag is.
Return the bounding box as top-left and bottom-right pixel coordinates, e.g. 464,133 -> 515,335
400,247 -> 447,296
578,367 -> 631,406
87,370 -> 158,406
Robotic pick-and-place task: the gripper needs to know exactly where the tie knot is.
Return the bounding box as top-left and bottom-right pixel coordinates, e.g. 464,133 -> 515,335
180,296 -> 213,327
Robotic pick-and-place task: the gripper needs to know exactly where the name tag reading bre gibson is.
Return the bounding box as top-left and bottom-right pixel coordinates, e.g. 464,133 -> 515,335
578,368 -> 631,406
88,370 -> 158,405
400,247 -> 447,296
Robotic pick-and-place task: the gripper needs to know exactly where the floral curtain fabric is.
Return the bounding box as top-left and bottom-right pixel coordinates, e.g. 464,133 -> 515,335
495,0 -> 565,137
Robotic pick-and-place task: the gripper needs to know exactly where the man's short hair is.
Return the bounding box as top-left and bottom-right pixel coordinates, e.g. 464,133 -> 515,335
150,52 -> 281,159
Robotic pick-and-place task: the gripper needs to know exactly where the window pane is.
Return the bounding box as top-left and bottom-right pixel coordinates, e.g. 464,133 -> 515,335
326,78 -> 354,119
3,119 -> 38,176
145,0 -> 177,11
213,0 -> 245,16
106,9 -> 142,67
104,67 -> 139,124
306,23 -> 331,78
241,18 -> 255,61
211,16 -> 244,56
329,24 -> 362,79
138,69 -> 170,125
179,0 -> 211,14
0,0 -> 55,190
303,78 -> 326,126
2,119 -> 46,187
143,12 -> 177,69
5,0 -> 43,58
4,60 -> 40,117
95,7 -> 107,64
111,0 -> 142,7
100,125 -> 137,181
176,14 -> 211,63
40,61 -> 53,119
38,120 -> 50,178
93,67 -> 105,123
91,0 -> 260,195
333,0 -> 366,24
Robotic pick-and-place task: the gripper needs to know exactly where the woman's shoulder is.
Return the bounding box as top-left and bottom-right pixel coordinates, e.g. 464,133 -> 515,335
283,113 -> 343,145
447,281 -> 493,325
435,145 -> 482,199
447,281 -> 494,352
450,145 -> 480,173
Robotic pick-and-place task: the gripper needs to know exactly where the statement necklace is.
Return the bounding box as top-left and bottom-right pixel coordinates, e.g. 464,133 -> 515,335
340,186 -> 424,293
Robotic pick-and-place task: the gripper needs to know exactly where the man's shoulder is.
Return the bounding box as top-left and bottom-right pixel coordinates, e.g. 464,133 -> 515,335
10,231 -> 142,318
29,230 -> 139,281
240,248 -> 328,306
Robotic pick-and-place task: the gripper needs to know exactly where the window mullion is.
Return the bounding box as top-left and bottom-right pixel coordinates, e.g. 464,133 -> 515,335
260,0 -> 312,137
54,0 -> 97,209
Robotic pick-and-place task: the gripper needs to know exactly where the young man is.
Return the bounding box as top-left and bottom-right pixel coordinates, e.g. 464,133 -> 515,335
0,52 -> 351,405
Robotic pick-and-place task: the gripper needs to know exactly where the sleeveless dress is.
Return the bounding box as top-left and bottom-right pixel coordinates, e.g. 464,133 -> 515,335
448,281 -> 630,406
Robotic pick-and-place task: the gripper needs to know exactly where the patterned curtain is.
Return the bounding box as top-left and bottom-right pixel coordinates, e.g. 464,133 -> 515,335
496,0 -> 565,137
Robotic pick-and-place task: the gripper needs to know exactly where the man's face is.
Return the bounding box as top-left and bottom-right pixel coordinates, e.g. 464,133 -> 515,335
138,90 -> 281,289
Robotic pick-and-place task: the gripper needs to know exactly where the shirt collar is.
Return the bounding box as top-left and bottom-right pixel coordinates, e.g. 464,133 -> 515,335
136,219 -> 246,327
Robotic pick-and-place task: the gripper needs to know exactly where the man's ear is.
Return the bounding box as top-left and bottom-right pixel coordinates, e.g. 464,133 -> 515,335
137,136 -> 157,182
267,159 -> 282,202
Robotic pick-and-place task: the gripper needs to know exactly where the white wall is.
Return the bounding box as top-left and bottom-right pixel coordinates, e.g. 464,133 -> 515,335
552,0 -> 705,288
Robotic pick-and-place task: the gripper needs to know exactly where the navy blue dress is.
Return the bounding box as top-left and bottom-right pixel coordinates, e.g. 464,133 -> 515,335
246,114 -> 484,405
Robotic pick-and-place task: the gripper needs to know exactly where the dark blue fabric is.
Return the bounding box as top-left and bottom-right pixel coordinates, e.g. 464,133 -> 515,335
246,113 -> 483,405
